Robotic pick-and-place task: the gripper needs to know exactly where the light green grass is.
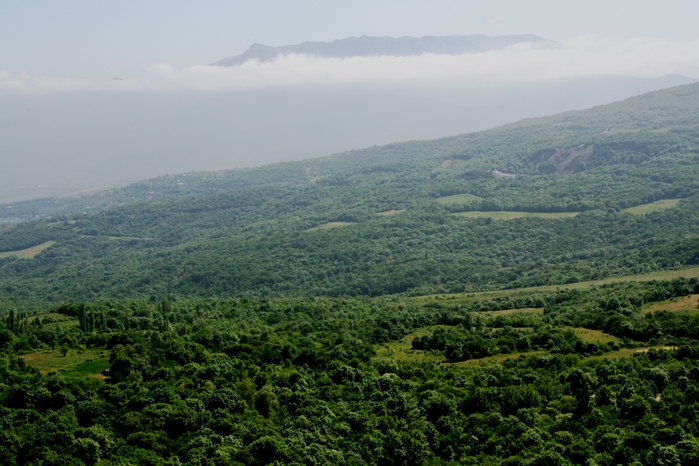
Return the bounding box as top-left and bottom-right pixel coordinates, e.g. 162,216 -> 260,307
567,327 -> 620,344
375,326 -> 448,364
586,346 -> 677,361
0,240 -> 55,259
622,199 -> 681,215
642,294 -> 699,315
306,222 -> 355,231
435,193 -> 483,205
21,348 -> 110,377
453,211 -> 579,220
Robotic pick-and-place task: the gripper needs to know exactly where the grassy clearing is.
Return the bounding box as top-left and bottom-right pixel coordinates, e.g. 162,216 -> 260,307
377,209 -> 406,216
0,240 -> 55,259
306,222 -> 355,231
642,294 -> 699,315
568,327 -> 620,344
435,193 -> 483,205
453,211 -> 579,220
622,199 -> 681,215
586,346 -> 677,361
375,326 -> 447,364
20,348 -> 110,376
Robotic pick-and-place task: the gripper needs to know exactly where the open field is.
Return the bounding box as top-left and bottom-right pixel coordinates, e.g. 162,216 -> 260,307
622,199 -> 681,215
453,211 -> 579,220
642,294 -> 699,315
306,222 -> 355,231
376,209 -> 406,216
0,240 -> 55,259
435,193 -> 483,205
20,348 -> 110,377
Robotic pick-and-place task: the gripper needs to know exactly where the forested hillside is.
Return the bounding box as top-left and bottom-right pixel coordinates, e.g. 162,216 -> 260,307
2,277 -> 699,464
1,83 -> 699,303
2,83 -> 699,465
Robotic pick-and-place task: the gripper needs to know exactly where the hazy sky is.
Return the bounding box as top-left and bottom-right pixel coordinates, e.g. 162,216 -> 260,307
2,0 -> 699,81
2,1 -> 699,202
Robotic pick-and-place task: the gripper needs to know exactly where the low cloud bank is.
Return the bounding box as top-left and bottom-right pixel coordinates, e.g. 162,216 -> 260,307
2,36 -> 699,94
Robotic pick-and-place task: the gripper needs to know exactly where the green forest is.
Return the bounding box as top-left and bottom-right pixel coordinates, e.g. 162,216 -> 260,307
1,83 -> 699,464
2,278 -> 699,464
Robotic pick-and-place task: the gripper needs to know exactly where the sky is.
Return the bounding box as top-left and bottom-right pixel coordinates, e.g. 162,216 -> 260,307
2,1 -> 699,202
2,0 -> 699,82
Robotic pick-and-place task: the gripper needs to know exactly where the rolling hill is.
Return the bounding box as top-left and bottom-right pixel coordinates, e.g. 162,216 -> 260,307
2,82 -> 699,304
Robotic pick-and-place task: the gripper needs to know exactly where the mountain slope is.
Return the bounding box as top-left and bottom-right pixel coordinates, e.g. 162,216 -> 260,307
211,34 -> 553,66
2,83 -> 699,303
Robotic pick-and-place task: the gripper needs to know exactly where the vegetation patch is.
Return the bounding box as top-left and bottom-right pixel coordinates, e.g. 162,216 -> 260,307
622,198 -> 681,215
435,193 -> 483,205
0,240 -> 55,259
306,221 -> 355,231
453,211 -> 579,220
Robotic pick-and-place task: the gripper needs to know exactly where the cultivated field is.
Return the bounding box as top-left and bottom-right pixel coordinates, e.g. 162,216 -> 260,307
20,347 -> 110,377
0,240 -> 55,259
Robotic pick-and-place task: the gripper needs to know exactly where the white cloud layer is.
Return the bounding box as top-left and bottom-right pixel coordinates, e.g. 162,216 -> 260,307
2,36 -> 699,94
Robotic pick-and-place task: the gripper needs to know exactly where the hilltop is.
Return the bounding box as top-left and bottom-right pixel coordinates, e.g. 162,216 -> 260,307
211,34 -> 553,66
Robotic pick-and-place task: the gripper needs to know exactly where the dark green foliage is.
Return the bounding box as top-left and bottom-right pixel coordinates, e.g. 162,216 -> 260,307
0,277 -> 698,464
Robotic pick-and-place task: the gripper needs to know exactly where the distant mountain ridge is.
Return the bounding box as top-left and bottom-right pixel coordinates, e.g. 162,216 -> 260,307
211,34 -> 553,66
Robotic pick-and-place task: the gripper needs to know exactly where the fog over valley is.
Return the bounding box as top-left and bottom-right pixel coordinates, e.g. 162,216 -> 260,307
0,36 -> 696,202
